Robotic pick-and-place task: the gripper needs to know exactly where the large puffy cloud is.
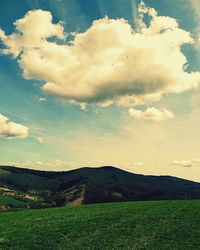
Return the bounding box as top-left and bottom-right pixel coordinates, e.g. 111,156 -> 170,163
0,2 -> 200,110
0,114 -> 28,139
128,107 -> 174,121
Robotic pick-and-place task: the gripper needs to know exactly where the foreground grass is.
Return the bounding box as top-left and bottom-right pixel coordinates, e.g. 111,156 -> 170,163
0,200 -> 199,250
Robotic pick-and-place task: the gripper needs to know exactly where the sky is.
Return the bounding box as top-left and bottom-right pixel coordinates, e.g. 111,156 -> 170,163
0,0 -> 200,182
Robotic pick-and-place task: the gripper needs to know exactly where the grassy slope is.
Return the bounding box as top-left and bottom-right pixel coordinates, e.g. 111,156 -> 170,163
0,200 -> 199,250
0,194 -> 27,208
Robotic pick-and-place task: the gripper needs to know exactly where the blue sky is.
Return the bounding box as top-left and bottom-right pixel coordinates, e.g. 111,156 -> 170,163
0,0 -> 200,181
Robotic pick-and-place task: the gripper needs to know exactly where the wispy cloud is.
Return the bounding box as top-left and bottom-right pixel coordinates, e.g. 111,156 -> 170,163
38,97 -> 47,102
36,137 -> 44,144
190,0 -> 200,33
1,160 -> 78,171
171,159 -> 200,167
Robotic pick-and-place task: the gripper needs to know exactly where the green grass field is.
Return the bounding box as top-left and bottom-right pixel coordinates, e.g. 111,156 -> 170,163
0,200 -> 199,250
0,194 -> 27,208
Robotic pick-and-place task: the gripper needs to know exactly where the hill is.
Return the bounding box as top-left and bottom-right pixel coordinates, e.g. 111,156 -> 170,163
0,194 -> 27,208
0,165 -> 200,208
0,200 -> 199,249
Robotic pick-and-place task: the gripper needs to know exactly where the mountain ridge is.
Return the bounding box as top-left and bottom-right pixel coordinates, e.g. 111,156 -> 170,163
0,165 -> 200,208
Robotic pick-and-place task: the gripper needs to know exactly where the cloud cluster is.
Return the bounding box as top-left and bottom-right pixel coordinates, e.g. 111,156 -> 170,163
0,2 -> 199,116
0,114 -> 28,139
171,159 -> 200,167
3,160 -> 77,171
128,107 -> 174,121
34,160 -> 74,169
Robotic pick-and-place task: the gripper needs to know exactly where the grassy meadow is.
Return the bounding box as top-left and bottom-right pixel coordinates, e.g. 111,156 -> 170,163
0,200 -> 199,250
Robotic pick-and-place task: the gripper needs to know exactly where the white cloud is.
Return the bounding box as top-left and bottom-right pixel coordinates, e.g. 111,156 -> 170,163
171,159 -> 200,167
128,107 -> 174,121
133,161 -> 144,167
2,160 -> 78,171
35,160 -> 73,169
79,103 -> 87,111
190,0 -> 200,33
38,97 -> 47,102
0,3 -> 199,111
190,0 -> 200,51
0,113 -> 28,139
36,137 -> 44,143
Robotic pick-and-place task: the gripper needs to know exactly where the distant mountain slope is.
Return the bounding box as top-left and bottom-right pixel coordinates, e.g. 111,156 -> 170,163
0,165 -> 200,207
